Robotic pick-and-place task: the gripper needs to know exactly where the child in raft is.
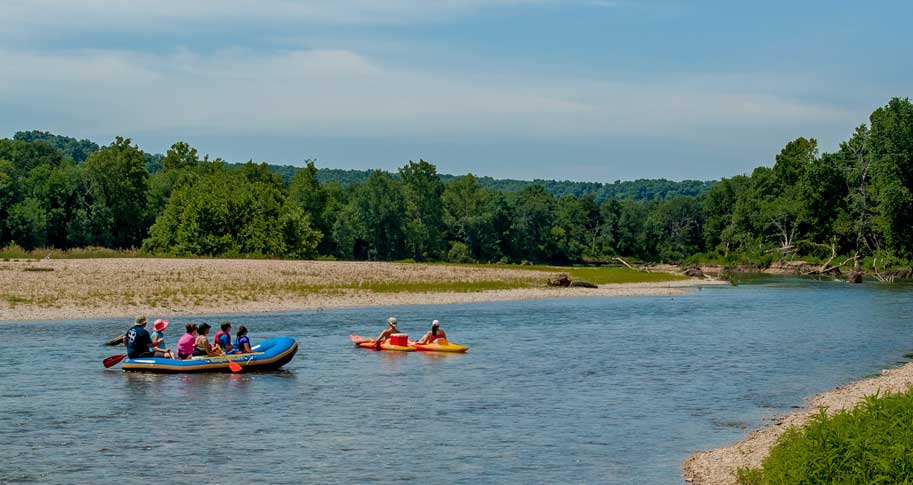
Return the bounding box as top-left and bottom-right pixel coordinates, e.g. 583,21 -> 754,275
213,322 -> 234,354
150,319 -> 176,359
235,326 -> 253,354
415,320 -> 447,344
176,323 -> 197,360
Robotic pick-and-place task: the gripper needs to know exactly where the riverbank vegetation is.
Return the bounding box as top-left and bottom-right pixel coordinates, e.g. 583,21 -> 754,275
737,390 -> 913,484
1,98 -> 912,274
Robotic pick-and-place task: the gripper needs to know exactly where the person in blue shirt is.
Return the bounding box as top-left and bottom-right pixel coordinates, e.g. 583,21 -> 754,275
213,322 -> 234,353
235,326 -> 253,354
124,316 -> 154,359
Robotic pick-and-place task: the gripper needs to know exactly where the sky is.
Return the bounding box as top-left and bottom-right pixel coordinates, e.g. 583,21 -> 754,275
1,1 -> 911,181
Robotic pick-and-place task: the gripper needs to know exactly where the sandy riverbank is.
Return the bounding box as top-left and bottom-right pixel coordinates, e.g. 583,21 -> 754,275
0,258 -> 716,322
683,360 -> 913,484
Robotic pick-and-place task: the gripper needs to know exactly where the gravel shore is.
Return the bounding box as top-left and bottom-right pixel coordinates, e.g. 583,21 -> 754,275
0,258 -> 714,322
683,360 -> 913,484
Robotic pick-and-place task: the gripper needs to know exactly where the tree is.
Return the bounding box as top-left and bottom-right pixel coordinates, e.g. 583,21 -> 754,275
509,186 -> 556,262
82,137 -> 150,248
443,174 -> 498,262
289,161 -> 332,253
0,160 -> 19,245
773,137 -> 817,189
870,98 -> 913,256
400,160 -> 445,260
13,130 -> 99,163
333,171 -> 408,260
7,198 -> 48,249
645,197 -> 705,261
144,167 -> 320,258
0,138 -> 64,174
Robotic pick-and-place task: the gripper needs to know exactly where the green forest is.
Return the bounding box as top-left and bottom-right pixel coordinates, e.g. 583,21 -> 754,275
1,98 -> 912,269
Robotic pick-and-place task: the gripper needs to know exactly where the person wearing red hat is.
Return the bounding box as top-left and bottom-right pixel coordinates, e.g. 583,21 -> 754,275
150,319 -> 175,359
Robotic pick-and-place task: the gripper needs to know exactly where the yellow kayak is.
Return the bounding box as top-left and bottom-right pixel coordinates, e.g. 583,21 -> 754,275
411,339 -> 468,353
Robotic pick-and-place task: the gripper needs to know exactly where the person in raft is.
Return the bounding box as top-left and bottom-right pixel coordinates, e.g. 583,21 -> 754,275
176,323 -> 198,360
192,323 -> 220,357
124,316 -> 154,359
415,320 -> 447,344
235,326 -> 253,354
213,322 -> 234,354
374,317 -> 401,348
150,319 -> 176,359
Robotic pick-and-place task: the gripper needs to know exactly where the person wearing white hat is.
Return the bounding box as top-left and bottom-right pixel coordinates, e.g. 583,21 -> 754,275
373,317 -> 400,349
416,320 -> 447,345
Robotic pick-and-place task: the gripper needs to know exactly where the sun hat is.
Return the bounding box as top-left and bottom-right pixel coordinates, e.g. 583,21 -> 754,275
387,317 -> 398,325
432,320 -> 440,327
135,316 -> 147,325
153,319 -> 169,332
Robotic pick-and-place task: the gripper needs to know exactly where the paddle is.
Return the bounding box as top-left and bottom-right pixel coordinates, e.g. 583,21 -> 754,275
103,354 -> 127,368
221,349 -> 242,373
103,335 -> 125,346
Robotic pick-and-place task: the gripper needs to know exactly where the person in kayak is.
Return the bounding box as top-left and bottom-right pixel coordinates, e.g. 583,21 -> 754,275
192,323 -> 220,357
124,316 -> 154,359
416,320 -> 447,344
213,322 -> 234,354
235,326 -> 253,354
374,317 -> 401,348
149,319 -> 176,359
176,323 -> 198,360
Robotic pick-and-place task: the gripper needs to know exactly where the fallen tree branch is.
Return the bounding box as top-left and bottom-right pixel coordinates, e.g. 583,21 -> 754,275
614,257 -> 638,271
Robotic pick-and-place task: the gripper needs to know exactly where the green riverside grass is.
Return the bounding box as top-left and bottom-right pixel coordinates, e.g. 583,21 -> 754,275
737,390 -> 913,484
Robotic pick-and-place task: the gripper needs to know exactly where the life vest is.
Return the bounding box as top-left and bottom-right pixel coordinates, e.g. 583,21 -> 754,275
214,331 -> 232,350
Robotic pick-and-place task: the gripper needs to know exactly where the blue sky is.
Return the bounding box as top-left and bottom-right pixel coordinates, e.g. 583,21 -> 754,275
1,1 -> 910,181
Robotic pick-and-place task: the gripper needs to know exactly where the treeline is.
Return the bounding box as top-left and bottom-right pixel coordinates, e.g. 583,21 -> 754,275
248,164 -> 713,202
1,97 -> 912,267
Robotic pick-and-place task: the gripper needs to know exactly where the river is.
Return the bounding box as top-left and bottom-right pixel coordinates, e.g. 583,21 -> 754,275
2,278 -> 913,484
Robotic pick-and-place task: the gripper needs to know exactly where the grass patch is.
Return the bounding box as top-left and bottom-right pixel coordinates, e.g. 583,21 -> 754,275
3,295 -> 34,308
451,263 -> 686,284
560,267 -> 686,284
738,391 -> 913,484
0,244 -> 142,260
354,279 -> 535,293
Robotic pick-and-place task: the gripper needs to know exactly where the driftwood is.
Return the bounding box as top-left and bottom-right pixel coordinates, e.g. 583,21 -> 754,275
547,273 -> 571,287
546,273 -> 599,289
614,257 -> 638,271
569,280 -> 598,288
683,266 -> 704,278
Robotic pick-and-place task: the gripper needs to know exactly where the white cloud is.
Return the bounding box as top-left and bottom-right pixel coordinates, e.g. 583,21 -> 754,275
0,46 -> 851,146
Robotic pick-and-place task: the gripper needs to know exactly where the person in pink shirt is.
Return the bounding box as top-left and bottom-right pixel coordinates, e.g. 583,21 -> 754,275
177,323 -> 198,360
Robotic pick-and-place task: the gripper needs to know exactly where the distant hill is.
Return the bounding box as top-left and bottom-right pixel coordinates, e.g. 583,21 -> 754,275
310,168 -> 715,202
11,130 -> 715,202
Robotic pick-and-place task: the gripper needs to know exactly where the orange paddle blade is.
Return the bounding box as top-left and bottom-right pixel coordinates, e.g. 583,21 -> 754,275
226,355 -> 242,372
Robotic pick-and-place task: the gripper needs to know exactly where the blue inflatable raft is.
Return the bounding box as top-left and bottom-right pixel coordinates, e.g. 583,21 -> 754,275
122,336 -> 298,373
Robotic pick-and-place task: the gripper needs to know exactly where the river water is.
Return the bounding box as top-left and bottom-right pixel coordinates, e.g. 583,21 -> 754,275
3,278 -> 913,484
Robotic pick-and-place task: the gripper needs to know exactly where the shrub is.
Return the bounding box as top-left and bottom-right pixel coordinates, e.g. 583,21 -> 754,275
738,390 -> 913,484
447,242 -> 474,263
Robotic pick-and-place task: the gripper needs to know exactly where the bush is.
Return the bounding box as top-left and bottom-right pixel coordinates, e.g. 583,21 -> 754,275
738,390 -> 913,484
447,242 -> 474,263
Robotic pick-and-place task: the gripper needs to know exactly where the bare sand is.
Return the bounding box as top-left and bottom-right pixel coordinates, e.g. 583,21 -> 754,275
0,258 -> 715,322
683,361 -> 913,484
